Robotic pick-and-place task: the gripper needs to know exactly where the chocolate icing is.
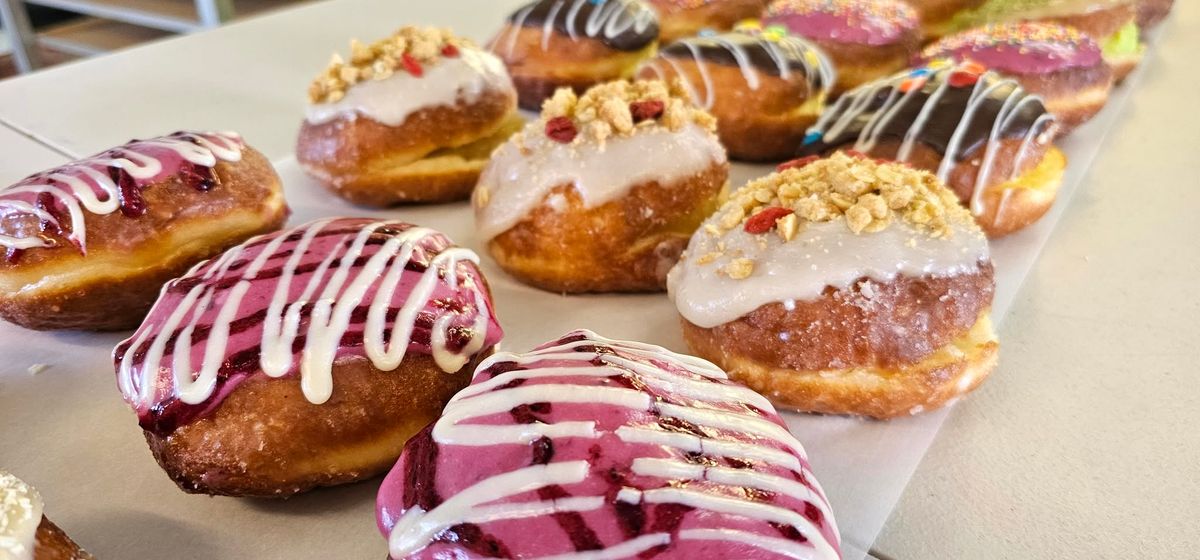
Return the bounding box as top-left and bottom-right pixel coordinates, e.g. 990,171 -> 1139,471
509,0 -> 660,52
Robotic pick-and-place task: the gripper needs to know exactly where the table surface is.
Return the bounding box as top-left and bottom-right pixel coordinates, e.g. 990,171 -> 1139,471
0,1 -> 1196,558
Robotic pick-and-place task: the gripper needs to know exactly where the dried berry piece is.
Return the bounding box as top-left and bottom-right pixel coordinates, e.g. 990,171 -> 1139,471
545,116 -> 578,143
401,53 -> 423,77
776,155 -> 820,172
441,44 -> 460,57
744,207 -> 795,234
629,100 -> 665,122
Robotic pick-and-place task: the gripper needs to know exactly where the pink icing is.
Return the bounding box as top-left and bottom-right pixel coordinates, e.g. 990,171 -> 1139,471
377,330 -> 841,559
0,131 -> 243,258
763,0 -> 918,46
916,22 -> 1104,76
114,218 -> 503,436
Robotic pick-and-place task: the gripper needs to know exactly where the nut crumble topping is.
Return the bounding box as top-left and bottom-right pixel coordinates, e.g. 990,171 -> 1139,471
528,79 -> 718,147
308,26 -> 471,104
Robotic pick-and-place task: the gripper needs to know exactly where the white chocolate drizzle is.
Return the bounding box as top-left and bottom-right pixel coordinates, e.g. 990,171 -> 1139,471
495,0 -> 658,56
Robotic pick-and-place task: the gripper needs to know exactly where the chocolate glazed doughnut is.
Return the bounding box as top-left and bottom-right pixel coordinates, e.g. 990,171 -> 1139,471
114,218 -> 503,497
490,0 -> 660,110
798,59 -> 1063,238
0,131 -> 287,331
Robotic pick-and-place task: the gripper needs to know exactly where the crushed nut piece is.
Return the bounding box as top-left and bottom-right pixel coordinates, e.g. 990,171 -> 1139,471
724,258 -> 754,279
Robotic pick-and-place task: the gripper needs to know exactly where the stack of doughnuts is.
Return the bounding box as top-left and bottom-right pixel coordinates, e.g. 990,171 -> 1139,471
1,472 -> 93,560
298,27 -> 521,205
637,30 -> 833,161
490,0 -> 661,109
474,79 -> 728,293
0,131 -> 286,331
669,153 -> 998,418
114,218 -> 503,497
798,59 -> 1063,238
377,330 -> 842,559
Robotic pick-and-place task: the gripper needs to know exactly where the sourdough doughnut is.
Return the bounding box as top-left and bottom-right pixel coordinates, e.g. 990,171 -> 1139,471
298,27 -> 521,205
474,80 -> 727,293
668,153 -> 997,419
761,0 -> 921,95
377,330 -> 842,559
799,59 -> 1063,238
949,0 -> 1144,82
646,0 -> 767,43
0,131 -> 286,331
491,0 -> 660,110
918,22 -> 1112,136
1,472 -> 94,560
114,218 -> 503,497
637,30 -> 833,161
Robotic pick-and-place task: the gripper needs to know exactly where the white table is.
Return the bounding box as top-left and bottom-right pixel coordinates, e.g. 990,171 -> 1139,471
0,1 -> 1196,558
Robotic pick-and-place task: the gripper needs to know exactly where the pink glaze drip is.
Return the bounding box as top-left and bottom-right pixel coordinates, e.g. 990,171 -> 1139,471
763,0 -> 918,46
377,330 -> 841,559
916,22 -> 1103,76
0,131 -> 243,255
114,218 -> 503,437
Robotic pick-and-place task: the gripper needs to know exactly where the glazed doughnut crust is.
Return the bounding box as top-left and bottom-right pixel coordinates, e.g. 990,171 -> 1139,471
144,353 -> 480,498
0,146 -> 287,331
650,0 -> 766,43
35,517 -> 94,560
487,162 -> 727,292
297,89 -> 519,206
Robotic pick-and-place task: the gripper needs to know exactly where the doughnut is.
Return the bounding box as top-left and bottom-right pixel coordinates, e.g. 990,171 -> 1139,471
490,0 -> 660,110
113,218 -> 503,497
645,0 -> 768,43
376,330 -> 842,559
949,0 -> 1144,82
761,0 -> 921,95
668,153 -> 998,419
1136,0 -> 1173,29
298,27 -> 521,206
474,80 -> 728,293
903,0 -> 986,38
1,472 -> 94,560
798,59 -> 1063,238
0,131 -> 287,332
918,22 -> 1113,135
636,30 -> 833,161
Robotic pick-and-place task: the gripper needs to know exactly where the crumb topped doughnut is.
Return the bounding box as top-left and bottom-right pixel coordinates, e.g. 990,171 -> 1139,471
669,153 -> 997,418
799,59 -> 1063,238
475,79 -> 727,293
377,330 -> 842,559
1,472 -> 94,560
761,0 -> 921,95
298,26 -> 521,205
114,218 -> 503,497
491,0 -> 661,110
646,0 -> 768,43
637,30 -> 833,161
919,22 -> 1113,135
0,131 -> 287,331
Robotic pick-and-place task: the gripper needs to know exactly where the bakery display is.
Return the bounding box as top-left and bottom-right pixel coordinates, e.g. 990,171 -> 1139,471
668,153 -> 997,418
904,0 -> 985,38
474,79 -> 727,293
490,0 -> 661,110
798,59 -> 1063,238
637,30 -> 833,161
761,0 -> 921,95
948,0 -> 1144,82
646,0 -> 767,43
113,218 -> 503,497
377,330 -> 842,559
298,27 -> 521,206
0,131 -> 287,331
1136,0 -> 1173,29
917,22 -> 1113,135
0,472 -> 94,560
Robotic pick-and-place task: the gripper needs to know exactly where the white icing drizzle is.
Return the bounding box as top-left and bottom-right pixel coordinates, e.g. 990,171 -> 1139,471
304,48 -> 513,127
639,33 -> 835,111
668,215 -> 990,328
117,219 -> 493,410
807,64 -> 1056,216
474,122 -> 726,241
389,331 -> 839,559
496,0 -> 658,57
0,131 -> 243,251
0,472 -> 42,560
